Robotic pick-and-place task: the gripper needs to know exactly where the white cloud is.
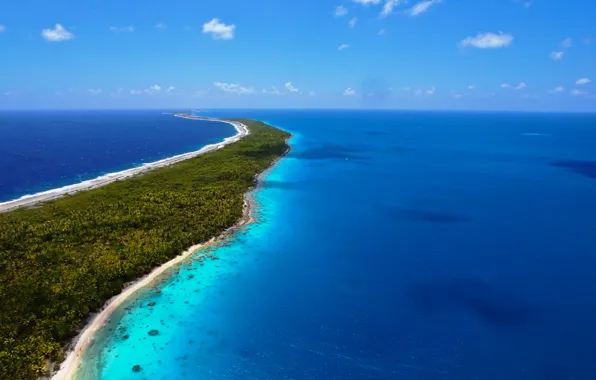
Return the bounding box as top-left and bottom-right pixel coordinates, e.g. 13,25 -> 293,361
426,86 -> 436,95
335,5 -> 348,17
110,26 -> 134,33
166,86 -> 175,93
353,0 -> 381,4
0,25 -> 6,33
410,0 -> 441,16
87,88 -> 102,95
576,78 -> 591,85
551,86 -> 564,93
550,51 -> 564,60
338,43 -> 350,51
452,93 -> 463,99
500,83 -> 512,89
214,82 -> 254,95
560,38 -> 572,48
349,17 -> 358,28
459,32 -> 514,48
285,82 -> 300,93
468,85 -> 475,90
41,24 -> 75,42
571,89 -> 587,96
309,91 -> 316,96
514,82 -> 527,90
263,86 -> 282,95
203,18 -> 235,40
400,86 -> 411,91
381,0 -> 401,17
378,28 -> 386,35
129,85 -> 163,95
155,22 -> 167,29
343,88 -> 357,96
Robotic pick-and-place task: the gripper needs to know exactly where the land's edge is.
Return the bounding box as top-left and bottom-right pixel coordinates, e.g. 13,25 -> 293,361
48,123 -> 292,380
0,115 -> 248,213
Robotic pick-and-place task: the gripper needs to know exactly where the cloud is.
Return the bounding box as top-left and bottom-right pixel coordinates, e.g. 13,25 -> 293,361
550,86 -> 564,93
110,26 -> 134,33
263,86 -> 282,95
571,89 -> 587,96
514,82 -> 527,90
41,24 -> 75,42
129,85 -> 163,95
309,91 -> 316,96
459,32 -> 514,48
166,86 -> 175,93
203,18 -> 235,40
353,0 -> 381,4
410,0 -> 441,16
576,78 -> 591,85
426,86 -> 436,95
378,28 -> 386,35
335,5 -> 348,17
285,82 -> 300,93
500,83 -> 512,89
87,88 -> 102,95
343,88 -> 357,96
381,0 -> 401,17
0,25 -> 6,33
549,51 -> 564,60
468,85 -> 475,90
155,22 -> 167,30
560,38 -> 572,48
338,43 -> 350,51
349,17 -> 358,28
214,82 -> 254,94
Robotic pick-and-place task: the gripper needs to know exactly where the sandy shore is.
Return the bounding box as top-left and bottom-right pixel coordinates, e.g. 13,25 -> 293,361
0,115 -> 249,213
51,194 -> 255,380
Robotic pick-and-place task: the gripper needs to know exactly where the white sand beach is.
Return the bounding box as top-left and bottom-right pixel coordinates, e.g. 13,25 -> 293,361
0,116 -> 249,213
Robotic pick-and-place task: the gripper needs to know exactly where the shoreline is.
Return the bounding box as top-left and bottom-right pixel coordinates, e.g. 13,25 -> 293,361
50,130 -> 293,380
51,196 -> 255,380
0,115 -> 248,213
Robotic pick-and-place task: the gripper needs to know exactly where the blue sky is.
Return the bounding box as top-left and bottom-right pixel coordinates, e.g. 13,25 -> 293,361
0,0 -> 595,111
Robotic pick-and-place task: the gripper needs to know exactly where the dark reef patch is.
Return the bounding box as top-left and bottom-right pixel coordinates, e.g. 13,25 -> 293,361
550,160 -> 596,179
387,206 -> 469,224
408,278 -> 538,328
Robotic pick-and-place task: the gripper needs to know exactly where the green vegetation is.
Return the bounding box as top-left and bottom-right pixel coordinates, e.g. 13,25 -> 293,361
0,120 -> 290,380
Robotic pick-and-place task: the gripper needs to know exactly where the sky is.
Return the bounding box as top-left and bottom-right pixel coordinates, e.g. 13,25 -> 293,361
0,0 -> 595,111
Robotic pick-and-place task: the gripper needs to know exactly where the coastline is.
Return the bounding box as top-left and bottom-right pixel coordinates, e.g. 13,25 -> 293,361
0,116 -> 249,213
50,131 -> 292,380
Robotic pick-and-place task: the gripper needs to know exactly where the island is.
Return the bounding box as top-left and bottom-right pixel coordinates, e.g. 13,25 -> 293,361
0,119 -> 291,380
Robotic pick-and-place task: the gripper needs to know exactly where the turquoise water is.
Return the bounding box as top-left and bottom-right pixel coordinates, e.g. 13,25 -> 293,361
76,110 -> 596,379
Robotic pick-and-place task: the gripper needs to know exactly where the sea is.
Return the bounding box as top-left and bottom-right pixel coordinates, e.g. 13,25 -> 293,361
3,110 -> 596,379
0,110 -> 236,203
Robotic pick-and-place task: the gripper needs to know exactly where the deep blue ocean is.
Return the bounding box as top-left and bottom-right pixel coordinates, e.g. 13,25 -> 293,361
5,110 -> 596,379
0,110 -> 236,202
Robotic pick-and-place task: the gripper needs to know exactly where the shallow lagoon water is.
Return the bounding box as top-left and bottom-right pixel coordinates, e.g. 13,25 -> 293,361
74,110 -> 596,379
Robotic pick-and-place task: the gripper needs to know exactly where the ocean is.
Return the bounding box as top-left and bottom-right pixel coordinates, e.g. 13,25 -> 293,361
0,110 -> 236,202
7,110 -> 596,379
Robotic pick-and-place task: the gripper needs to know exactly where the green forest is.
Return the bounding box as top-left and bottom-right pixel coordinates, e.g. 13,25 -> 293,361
0,120 -> 291,379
